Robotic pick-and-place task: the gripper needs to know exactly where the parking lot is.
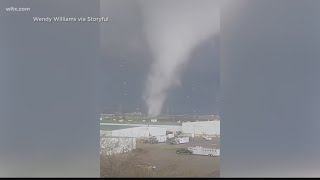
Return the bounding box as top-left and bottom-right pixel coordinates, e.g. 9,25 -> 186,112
130,136 -> 220,177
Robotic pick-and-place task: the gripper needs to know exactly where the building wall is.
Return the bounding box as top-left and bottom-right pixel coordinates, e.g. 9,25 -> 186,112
100,126 -> 167,138
182,121 -> 220,136
100,137 -> 136,155
100,123 -> 182,132
110,126 -> 166,138
154,125 -> 181,132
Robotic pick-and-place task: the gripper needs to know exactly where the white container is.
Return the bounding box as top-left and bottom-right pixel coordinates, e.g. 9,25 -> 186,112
188,146 -> 220,157
155,135 -> 167,143
167,133 -> 174,139
175,137 -> 189,144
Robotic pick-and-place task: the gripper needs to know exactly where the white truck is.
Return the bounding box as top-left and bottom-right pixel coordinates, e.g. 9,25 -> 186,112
205,136 -> 212,141
171,136 -> 189,144
167,133 -> 174,139
150,135 -> 167,143
187,146 -> 220,157
202,135 -> 212,141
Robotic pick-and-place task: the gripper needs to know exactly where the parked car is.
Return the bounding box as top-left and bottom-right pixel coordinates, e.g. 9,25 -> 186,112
150,135 -> 167,143
176,148 -> 192,154
171,137 -> 189,144
137,164 -> 156,171
167,133 -> 174,139
203,135 -> 212,140
142,138 -> 151,143
175,131 -> 182,136
202,135 -> 208,139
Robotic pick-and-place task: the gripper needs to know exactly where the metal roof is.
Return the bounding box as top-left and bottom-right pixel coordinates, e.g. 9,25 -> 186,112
100,125 -> 138,131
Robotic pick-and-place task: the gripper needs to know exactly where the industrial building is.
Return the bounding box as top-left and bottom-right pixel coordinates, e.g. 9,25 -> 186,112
100,135 -> 136,155
100,122 -> 182,132
110,126 -> 166,137
100,125 -> 167,155
101,125 -> 167,138
181,120 -> 220,136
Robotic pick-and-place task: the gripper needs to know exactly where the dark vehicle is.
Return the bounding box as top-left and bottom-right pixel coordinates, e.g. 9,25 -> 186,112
143,138 -> 151,143
143,137 -> 157,144
150,136 -> 157,144
176,148 -> 192,154
175,131 -> 182,136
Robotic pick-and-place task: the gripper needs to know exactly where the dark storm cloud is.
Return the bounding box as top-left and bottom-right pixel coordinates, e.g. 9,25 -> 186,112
99,0 -> 151,113
221,0 -> 320,177
99,0 -> 220,115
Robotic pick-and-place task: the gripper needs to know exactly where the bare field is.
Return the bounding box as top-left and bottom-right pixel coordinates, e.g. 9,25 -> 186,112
101,137 -> 220,178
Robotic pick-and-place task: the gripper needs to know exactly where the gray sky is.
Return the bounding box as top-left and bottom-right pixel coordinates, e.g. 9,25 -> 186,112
0,0 -> 99,177
221,0 -> 320,177
99,0 -> 220,115
2,0 -> 320,177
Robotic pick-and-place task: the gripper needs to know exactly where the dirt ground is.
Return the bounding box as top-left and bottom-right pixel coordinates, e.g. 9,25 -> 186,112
130,136 -> 220,177
100,136 -> 220,178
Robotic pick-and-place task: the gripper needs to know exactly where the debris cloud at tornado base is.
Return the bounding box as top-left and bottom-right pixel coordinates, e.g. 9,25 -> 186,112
140,0 -> 220,117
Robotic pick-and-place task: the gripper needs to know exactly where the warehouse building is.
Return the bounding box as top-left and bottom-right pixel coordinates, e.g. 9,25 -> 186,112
182,120 -> 220,136
100,126 -> 137,155
100,122 -> 182,132
100,136 -> 136,156
100,125 -> 167,138
110,126 -> 166,137
100,125 -> 166,155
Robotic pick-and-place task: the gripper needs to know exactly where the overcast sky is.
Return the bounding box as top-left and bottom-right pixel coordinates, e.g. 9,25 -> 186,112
99,0 -> 220,115
221,0 -> 320,176
2,0 -> 320,177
